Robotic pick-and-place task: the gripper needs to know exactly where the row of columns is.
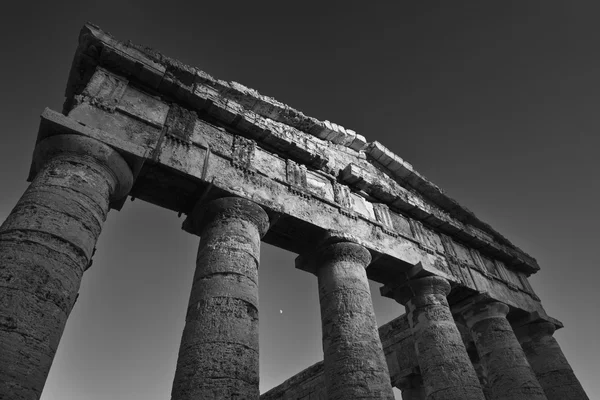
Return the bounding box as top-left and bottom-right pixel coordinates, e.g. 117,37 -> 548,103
0,133 -> 588,400
172,201 -> 589,400
392,278 -> 588,400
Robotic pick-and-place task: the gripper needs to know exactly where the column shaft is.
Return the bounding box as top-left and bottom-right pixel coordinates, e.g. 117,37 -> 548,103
516,321 -> 589,400
393,276 -> 486,400
171,197 -> 269,400
0,135 -> 132,400
464,301 -> 547,400
302,241 -> 394,399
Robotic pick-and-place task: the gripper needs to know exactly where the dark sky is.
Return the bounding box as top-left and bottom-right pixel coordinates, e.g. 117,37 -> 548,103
1,1 -> 598,399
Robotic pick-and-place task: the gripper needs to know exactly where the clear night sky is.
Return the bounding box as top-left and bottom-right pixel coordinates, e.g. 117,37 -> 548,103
1,1 -> 598,399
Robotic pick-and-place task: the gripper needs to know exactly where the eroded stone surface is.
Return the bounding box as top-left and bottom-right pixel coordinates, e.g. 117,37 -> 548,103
171,197 -> 269,400
515,321 -> 589,400
463,301 -> 547,400
393,276 -> 486,400
298,241 -> 394,399
71,23 -> 542,278
2,23 -> 590,400
0,135 -> 132,400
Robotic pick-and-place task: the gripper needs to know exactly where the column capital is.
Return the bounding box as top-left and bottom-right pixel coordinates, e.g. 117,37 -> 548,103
295,238 -> 371,275
31,134 -> 133,200
514,320 -> 556,343
188,197 -> 269,237
456,298 -> 510,329
390,275 -> 450,306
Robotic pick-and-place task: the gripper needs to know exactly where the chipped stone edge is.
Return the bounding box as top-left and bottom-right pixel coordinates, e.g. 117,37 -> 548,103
63,22 -> 539,273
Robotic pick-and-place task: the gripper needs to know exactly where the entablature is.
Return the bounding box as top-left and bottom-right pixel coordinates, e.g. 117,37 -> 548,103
31,23 -> 554,317
66,23 -> 538,274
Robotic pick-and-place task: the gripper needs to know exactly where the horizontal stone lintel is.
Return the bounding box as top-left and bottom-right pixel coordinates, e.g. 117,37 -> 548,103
66,23 -> 539,275
59,66 -> 538,276
32,108 -> 546,317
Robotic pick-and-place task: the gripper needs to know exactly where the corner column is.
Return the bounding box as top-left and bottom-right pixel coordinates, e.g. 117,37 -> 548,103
515,321 -> 589,400
389,276 -> 486,400
297,239 -> 394,399
0,134 -> 133,400
462,301 -> 547,400
171,197 -> 269,400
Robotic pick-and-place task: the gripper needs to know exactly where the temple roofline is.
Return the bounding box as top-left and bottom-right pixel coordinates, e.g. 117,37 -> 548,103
62,22 -> 539,273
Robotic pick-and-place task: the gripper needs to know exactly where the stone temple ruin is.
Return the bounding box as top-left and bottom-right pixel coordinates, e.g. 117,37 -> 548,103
0,23 -> 590,400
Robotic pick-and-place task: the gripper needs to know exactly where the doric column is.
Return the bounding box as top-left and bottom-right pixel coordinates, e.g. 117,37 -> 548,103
296,238 -> 394,399
390,276 -> 486,400
0,134 -> 133,400
515,321 -> 589,400
171,197 -> 269,400
462,301 -> 547,400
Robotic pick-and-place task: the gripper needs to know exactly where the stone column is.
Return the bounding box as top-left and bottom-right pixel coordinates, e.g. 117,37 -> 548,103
297,239 -> 394,400
171,197 -> 269,400
462,301 -> 547,400
391,276 -> 486,400
515,321 -> 589,400
0,134 -> 133,400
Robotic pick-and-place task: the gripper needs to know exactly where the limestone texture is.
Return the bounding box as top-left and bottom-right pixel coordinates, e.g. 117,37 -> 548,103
58,22 -> 551,320
0,134 -> 132,400
301,240 -> 394,399
516,321 -> 589,400
393,276 -> 486,400
260,362 -> 326,400
464,301 -> 547,400
75,23 -> 544,280
6,23 -> 589,400
261,313 -> 419,399
170,197 -> 269,400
